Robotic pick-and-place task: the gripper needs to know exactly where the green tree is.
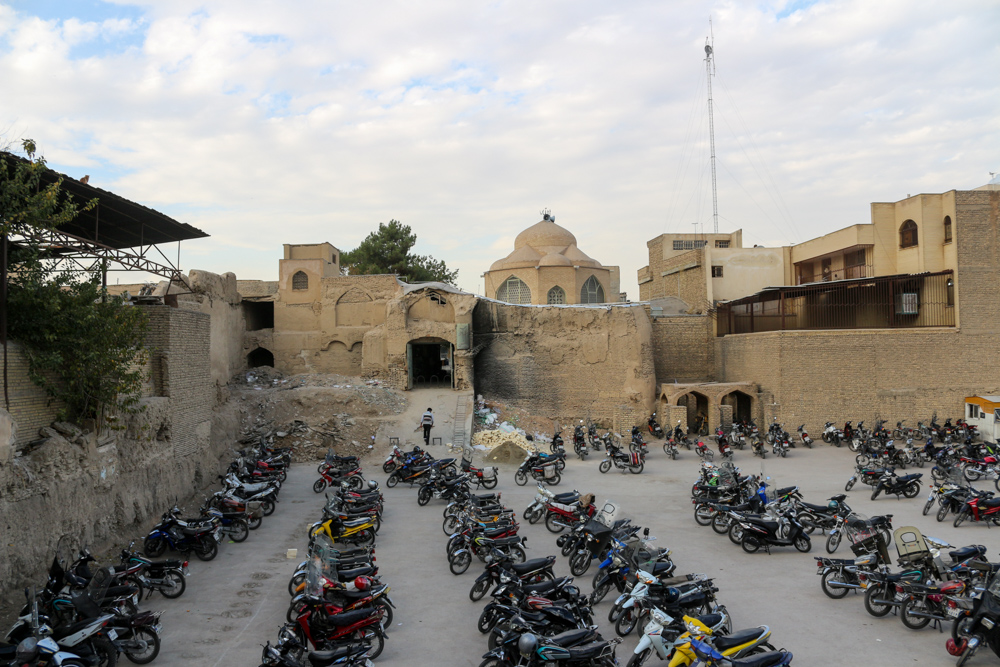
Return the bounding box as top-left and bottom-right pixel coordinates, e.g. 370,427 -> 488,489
2,141 -> 148,426
341,219 -> 459,284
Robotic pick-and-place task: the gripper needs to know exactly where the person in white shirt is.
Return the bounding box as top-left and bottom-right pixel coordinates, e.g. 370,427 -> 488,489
418,408 -> 434,445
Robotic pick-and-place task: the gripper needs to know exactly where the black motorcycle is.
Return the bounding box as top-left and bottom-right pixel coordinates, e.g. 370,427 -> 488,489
599,443 -> 644,475
573,424 -> 589,460
739,514 -> 811,554
870,468 -> 922,500
143,506 -> 221,560
514,456 -> 562,486
648,415 -> 665,439
469,551 -> 556,602
950,571 -> 1000,665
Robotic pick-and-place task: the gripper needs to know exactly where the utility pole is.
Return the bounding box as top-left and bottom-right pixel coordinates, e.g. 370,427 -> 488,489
705,29 -> 718,234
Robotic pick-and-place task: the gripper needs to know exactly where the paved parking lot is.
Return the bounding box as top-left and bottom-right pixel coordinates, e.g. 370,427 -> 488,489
148,440 -> 999,666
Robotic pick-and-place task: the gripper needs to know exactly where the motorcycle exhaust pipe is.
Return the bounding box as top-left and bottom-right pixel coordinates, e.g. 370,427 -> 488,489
825,581 -> 861,590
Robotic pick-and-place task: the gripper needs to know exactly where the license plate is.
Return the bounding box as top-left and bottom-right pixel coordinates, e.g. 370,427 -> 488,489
816,567 -> 825,575
214,530 -> 223,542
107,629 -> 118,640
153,624 -> 162,635
946,608 -> 961,618
183,566 -> 190,576
927,493 -> 934,501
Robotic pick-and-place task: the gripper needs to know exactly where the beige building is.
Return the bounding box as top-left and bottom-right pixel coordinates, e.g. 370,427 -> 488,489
484,214 -> 621,305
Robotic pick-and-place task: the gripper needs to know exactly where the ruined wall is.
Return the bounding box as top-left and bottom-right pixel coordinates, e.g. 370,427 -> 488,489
473,302 -> 655,424
0,306 -> 236,612
649,314 -> 715,384
180,270 -> 246,387
0,341 -> 65,443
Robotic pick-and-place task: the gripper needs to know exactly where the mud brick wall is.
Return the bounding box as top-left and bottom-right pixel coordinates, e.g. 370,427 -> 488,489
649,314 -> 715,384
0,341 -> 65,443
473,302 -> 655,424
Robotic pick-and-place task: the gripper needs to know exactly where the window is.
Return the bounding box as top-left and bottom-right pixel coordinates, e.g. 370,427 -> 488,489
900,220 -> 918,248
672,240 -> 708,251
580,276 -> 605,304
947,277 -> 954,306
292,271 -> 309,290
714,240 -> 730,249
943,216 -> 952,243
821,258 -> 832,281
845,249 -> 866,267
496,276 -> 531,304
711,266 -> 723,278
547,286 -> 566,305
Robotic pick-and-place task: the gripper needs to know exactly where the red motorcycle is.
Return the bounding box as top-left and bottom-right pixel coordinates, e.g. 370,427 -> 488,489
954,495 -> 1000,527
314,464 -> 365,493
290,602 -> 387,659
542,497 -> 594,534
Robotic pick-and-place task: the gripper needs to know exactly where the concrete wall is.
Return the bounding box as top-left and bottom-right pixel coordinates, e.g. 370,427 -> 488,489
472,302 -> 655,424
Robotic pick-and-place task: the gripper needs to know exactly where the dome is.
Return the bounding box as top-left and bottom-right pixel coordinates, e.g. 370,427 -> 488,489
538,253 -> 572,267
490,244 -> 541,271
563,244 -> 601,268
514,215 -> 577,251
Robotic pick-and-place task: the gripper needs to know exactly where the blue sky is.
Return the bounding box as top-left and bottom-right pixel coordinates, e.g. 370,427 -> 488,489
1,0 -> 998,295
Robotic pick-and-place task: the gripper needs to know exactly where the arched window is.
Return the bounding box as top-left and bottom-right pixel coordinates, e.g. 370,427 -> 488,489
899,220 -> 918,248
547,286 -> 566,305
292,270 -> 309,290
580,276 -> 605,304
496,276 -> 531,304
943,216 -> 952,243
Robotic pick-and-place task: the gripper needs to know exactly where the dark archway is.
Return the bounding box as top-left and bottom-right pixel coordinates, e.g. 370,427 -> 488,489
721,390 -> 754,424
677,391 -> 709,435
407,338 -> 453,388
247,347 -> 275,368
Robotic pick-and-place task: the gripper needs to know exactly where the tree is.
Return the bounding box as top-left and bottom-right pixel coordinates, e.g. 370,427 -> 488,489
2,141 -> 148,427
341,219 -> 459,284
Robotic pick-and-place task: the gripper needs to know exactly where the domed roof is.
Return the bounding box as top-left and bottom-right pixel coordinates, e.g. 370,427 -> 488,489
514,215 -> 577,251
490,244 -> 541,271
563,244 -> 601,268
538,252 -> 573,267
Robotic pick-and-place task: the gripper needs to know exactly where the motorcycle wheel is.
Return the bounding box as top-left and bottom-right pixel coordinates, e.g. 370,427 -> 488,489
937,503 -> 950,522
793,535 -> 811,553
288,572 -> 306,596
360,631 -> 384,660
450,551 -> 472,575
93,637 -> 118,667
848,440 -> 861,452
591,579 -> 612,606
561,537 -> 578,557
124,575 -> 144,605
870,488 -> 881,501
826,532 -> 841,554
599,460 -> 612,474
356,528 -> 376,546
196,539 -> 219,561
954,510 -> 969,528
864,585 -> 892,617
382,460 -> 396,474
903,482 -> 921,499
741,535 -> 761,554
548,472 -> 561,485
229,520 -> 249,543
313,478 -> 328,493
671,450 -> 678,460
922,496 -> 935,515
608,600 -> 625,623
798,513 -> 817,535
952,615 -> 976,644
377,598 -> 394,628
570,551 -> 591,576
143,537 -> 166,558
544,512 -> 565,534
507,545 -> 527,564
159,570 -> 186,599
417,487 -> 432,506
821,569 -> 850,599
964,465 -> 981,482
277,470 -> 287,483
845,477 -> 856,492
779,449 -> 787,458
629,462 -> 644,474
693,504 -> 715,526
900,598 -> 932,630
616,608 -> 638,637
514,471 -> 527,486
711,513 -> 730,535
478,607 -> 497,633
556,459 -> 566,472
349,475 -> 365,491
728,523 -> 745,545
482,476 -> 498,489
123,627 -> 160,665
261,500 -> 275,516
627,648 -> 652,667
386,473 -> 399,488
443,515 -> 460,535
529,507 -> 544,525
470,578 -> 491,602
248,515 -> 263,530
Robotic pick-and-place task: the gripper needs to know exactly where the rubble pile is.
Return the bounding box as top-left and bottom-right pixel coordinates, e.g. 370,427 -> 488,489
471,429 -> 536,453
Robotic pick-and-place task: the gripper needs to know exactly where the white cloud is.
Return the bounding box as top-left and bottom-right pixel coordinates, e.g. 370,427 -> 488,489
0,0 -> 997,297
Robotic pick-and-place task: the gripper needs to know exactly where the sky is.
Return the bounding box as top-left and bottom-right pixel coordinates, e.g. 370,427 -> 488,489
1,0 -> 998,297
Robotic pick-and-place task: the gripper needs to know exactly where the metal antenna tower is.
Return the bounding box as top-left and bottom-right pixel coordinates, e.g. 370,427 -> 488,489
705,27 -> 718,233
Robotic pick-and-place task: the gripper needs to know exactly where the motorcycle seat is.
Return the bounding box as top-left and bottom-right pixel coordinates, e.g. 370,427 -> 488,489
483,526 -> 515,538
52,618 -> 100,639
567,640 -> 611,660
729,651 -> 791,667
898,474 -> 922,482
950,545 -> 987,561
714,627 -> 766,651
553,492 -> 580,503
490,536 -> 522,547
775,486 -> 797,497
650,561 -> 675,576
546,628 -> 596,647
325,608 -> 376,627
886,571 -> 922,583
696,612 -> 724,628
982,498 -> 1000,508
341,517 -> 371,528
333,588 -> 372,601
511,558 -> 553,575
522,577 -> 571,595
0,644 -> 15,661
337,565 -> 374,579
800,502 -> 834,513
308,644 -> 368,667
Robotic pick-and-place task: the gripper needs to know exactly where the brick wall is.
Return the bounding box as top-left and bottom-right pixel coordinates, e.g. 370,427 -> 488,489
649,314 -> 715,384
0,341 -> 64,442
142,306 -> 214,457
473,302 -> 656,424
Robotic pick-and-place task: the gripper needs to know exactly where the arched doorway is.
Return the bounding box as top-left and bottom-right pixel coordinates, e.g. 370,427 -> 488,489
407,337 -> 454,388
247,347 -> 274,368
677,391 -> 709,435
721,390 -> 754,424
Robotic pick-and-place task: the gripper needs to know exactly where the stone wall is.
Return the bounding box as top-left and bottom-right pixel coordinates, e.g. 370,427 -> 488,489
473,302 -> 655,424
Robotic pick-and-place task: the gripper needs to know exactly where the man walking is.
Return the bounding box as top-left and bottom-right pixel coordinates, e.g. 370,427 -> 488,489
418,407 -> 434,446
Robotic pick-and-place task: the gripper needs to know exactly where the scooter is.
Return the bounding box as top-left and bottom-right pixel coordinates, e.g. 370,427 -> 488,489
648,414 -> 665,439
798,425 -> 813,449
739,514 -> 811,554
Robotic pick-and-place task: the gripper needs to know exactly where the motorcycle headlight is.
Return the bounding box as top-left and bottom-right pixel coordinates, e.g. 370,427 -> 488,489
983,617 -> 996,630
16,638 -> 38,663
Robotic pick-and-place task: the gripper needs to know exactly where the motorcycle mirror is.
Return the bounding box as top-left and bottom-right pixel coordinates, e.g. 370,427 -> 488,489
643,527 -> 650,537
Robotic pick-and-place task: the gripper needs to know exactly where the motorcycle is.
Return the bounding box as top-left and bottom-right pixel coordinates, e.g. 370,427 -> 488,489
797,424 -> 813,449
870,468 -> 923,500
823,421 -> 842,446
948,571 -> 1000,665
469,550 -> 556,602
694,441 -> 714,461
662,439 -> 680,460
143,506 -> 222,560
599,443 -> 645,475
573,423 -> 590,460
461,457 -> 499,489
629,427 -> 649,456
648,414 -> 665,439
739,513 -> 812,554
514,454 -> 562,486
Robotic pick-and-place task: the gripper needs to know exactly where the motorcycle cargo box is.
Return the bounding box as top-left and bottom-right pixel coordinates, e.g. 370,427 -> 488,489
850,534 -> 890,564
893,526 -> 931,565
